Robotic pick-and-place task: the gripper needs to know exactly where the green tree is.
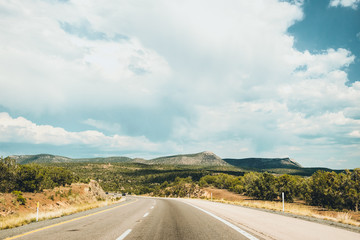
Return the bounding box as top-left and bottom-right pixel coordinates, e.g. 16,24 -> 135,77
0,157 -> 17,192
348,169 -> 360,211
276,174 -> 298,202
308,171 -> 344,209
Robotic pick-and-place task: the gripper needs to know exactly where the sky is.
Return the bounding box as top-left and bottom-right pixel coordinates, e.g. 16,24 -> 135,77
0,0 -> 359,169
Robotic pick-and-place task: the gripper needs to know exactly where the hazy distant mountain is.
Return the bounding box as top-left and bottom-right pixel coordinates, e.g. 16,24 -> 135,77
223,157 -> 302,169
10,154 -> 137,164
10,154 -> 72,164
148,151 -> 230,166
75,156 -> 138,163
9,152 -> 303,170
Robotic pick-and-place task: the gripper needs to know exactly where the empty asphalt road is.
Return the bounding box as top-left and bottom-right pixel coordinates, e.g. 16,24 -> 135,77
1,197 -> 359,240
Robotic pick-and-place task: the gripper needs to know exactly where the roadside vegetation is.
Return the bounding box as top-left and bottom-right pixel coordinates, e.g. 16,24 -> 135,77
46,161 -> 360,212
0,157 -> 77,193
1,156 -> 359,228
0,157 -> 121,229
198,170 -> 360,211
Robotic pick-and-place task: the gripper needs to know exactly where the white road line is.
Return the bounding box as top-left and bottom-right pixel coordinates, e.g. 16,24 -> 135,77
116,229 -> 132,240
185,202 -> 259,240
143,212 -> 149,217
150,206 -> 154,209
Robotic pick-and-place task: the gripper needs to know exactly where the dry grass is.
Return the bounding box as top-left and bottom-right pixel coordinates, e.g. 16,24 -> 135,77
0,199 -> 123,230
0,181 -> 122,230
202,187 -> 360,227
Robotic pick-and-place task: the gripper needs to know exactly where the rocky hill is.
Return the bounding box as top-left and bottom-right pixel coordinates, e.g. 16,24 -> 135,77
223,157 -> 302,169
148,151 -> 230,166
9,152 -> 304,170
10,154 -> 135,164
10,154 -> 72,164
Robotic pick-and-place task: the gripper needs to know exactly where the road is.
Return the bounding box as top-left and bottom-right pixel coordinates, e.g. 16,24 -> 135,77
1,197 -> 359,240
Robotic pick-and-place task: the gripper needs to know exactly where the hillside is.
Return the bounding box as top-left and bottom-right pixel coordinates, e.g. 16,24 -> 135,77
148,151 -> 230,166
10,154 -> 136,164
10,152 -> 314,172
0,180 -> 119,229
223,157 -> 302,169
10,154 -> 72,164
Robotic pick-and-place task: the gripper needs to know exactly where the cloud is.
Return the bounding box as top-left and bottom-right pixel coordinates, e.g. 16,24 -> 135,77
59,21 -> 109,41
0,0 -> 359,168
83,118 -> 122,133
349,130 -> 360,137
279,49 -> 359,116
0,1 -> 171,115
329,0 -> 360,9
0,112 -> 158,152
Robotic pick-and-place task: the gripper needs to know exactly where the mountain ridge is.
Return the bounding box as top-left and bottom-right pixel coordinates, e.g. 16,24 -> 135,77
9,151 -> 304,169
148,151 -> 229,166
223,157 -> 302,169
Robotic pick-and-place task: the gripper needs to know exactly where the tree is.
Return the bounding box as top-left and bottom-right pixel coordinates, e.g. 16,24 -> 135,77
0,157 -> 18,192
348,169 -> 360,211
276,174 -> 298,202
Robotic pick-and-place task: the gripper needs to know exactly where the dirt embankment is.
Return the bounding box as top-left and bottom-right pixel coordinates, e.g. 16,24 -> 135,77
0,180 -> 120,229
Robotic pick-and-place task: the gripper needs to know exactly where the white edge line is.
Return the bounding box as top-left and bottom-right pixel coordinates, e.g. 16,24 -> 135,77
143,212 -> 149,217
116,229 -> 132,240
185,202 -> 259,240
150,206 -> 154,209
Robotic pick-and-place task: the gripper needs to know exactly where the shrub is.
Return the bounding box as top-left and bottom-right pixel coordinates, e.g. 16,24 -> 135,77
12,191 -> 26,205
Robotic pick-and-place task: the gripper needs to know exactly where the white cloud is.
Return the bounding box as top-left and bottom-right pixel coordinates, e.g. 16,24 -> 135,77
329,0 -> 360,9
0,1 -> 171,114
0,0 -> 359,168
0,112 -> 158,151
294,48 -> 354,78
349,130 -> 360,137
278,48 -> 359,116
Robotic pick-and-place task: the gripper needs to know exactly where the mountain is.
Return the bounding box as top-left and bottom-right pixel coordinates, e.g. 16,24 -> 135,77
148,151 -> 230,166
223,157 -> 302,169
9,154 -> 137,164
75,156 -> 137,163
9,152 -> 303,170
10,154 -> 72,164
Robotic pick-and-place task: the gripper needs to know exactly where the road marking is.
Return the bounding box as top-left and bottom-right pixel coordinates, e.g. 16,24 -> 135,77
150,206 -> 154,209
185,202 -> 259,240
116,229 -> 132,240
5,199 -> 138,240
143,212 -> 149,217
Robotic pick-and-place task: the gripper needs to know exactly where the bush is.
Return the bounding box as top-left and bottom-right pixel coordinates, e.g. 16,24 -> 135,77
0,157 -> 77,193
12,191 -> 26,205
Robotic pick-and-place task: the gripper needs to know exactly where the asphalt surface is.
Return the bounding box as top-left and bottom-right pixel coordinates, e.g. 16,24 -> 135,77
2,197 -> 359,240
1,197 -> 250,240
125,198 -> 247,240
178,198 -> 360,240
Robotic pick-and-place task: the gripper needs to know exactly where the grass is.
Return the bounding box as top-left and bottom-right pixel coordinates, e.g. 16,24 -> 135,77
0,199 -> 123,230
207,198 -> 360,227
201,187 -> 360,227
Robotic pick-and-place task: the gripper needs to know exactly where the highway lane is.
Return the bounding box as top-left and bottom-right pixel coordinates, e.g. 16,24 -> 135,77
125,198 -> 250,240
2,197 -> 152,240
3,196 -> 359,240
178,198 -> 360,240
2,197 -> 253,240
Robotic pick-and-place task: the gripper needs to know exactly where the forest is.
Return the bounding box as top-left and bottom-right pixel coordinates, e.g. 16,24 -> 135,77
48,161 -> 360,211
0,157 -> 77,193
1,157 -> 359,211
198,170 -> 360,211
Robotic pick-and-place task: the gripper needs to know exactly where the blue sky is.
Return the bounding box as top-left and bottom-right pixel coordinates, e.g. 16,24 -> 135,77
0,0 -> 359,169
